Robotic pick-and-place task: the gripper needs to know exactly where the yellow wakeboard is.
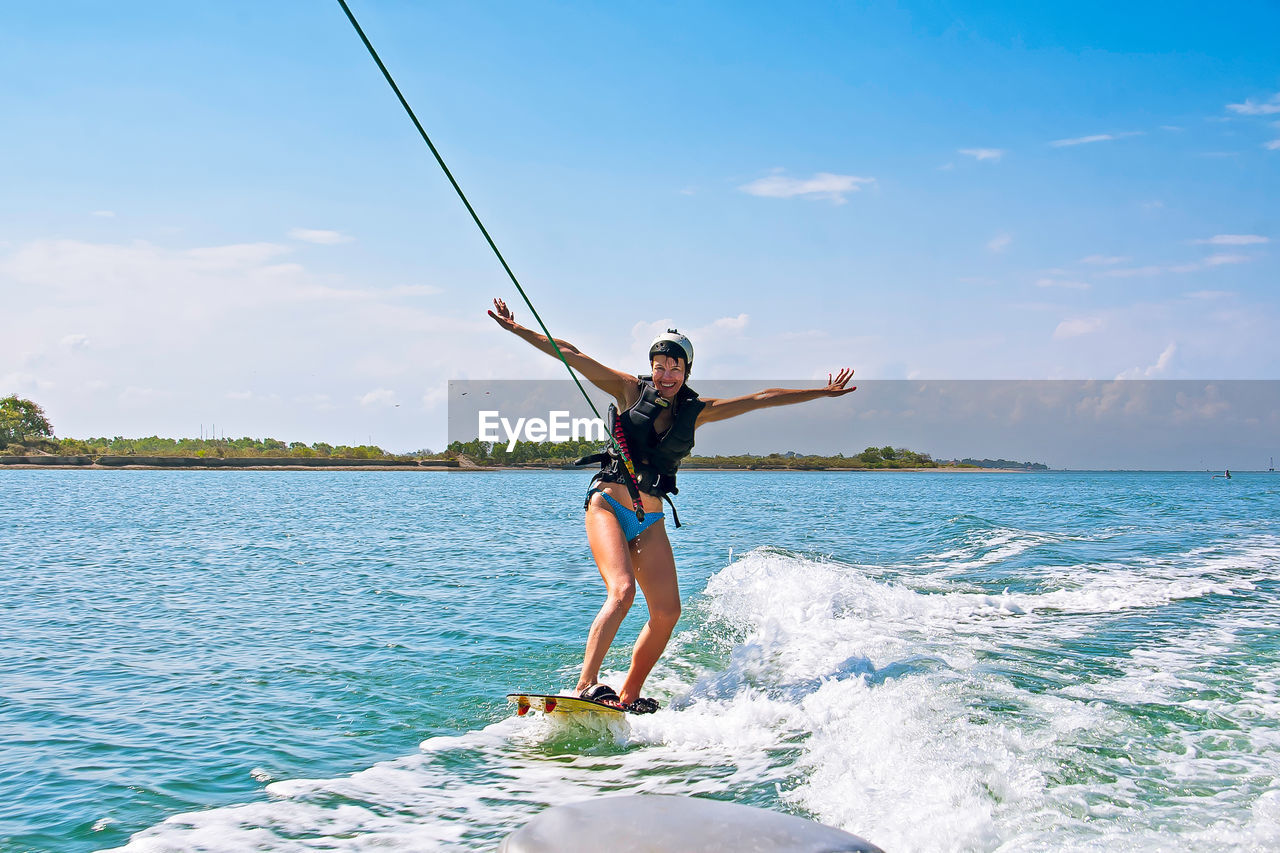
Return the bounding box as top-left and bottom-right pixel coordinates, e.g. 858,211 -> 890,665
507,692 -> 625,718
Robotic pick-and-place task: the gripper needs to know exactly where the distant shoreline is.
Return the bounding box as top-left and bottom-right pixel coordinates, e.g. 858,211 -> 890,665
0,462 -> 461,472
1,462 -> 1262,473
0,456 -> 1033,473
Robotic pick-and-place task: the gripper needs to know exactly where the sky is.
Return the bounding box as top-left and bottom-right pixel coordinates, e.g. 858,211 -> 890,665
2,1 -> 1278,455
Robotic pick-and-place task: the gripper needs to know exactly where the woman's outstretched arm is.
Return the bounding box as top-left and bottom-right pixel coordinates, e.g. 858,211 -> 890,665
487,298 -> 637,403
696,368 -> 856,426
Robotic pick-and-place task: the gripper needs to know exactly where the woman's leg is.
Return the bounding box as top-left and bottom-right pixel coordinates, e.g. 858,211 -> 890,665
618,522 -> 680,705
575,496 -> 637,694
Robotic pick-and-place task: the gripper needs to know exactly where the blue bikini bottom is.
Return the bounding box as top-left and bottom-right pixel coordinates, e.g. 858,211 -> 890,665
587,488 -> 663,542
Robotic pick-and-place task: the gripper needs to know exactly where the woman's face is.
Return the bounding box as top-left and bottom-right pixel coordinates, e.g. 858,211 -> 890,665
651,355 -> 686,399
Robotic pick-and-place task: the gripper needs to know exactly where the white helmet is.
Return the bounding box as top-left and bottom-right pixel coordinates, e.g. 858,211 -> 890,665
649,329 -> 694,373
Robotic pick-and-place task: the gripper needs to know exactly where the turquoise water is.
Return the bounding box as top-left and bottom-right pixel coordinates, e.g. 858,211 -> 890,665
1,469 -> 1278,851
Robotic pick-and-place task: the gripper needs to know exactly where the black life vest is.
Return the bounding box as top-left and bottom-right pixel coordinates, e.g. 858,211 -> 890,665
578,377 -> 705,498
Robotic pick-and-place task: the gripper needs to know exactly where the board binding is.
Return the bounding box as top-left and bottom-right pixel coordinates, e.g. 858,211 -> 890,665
507,692 -> 625,717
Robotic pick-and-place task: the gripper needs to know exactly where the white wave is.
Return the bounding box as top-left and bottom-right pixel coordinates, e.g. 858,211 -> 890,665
668,544 -> 1280,851
105,706 -> 797,851
915,525 -> 1061,572
106,536 -> 1280,852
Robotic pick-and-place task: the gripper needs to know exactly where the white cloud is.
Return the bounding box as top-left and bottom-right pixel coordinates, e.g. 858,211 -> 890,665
987,233 -> 1012,253
185,242 -> 293,270
711,313 -> 750,331
1225,94 -> 1280,149
1116,343 -> 1176,379
0,236 -> 476,450
60,334 -> 90,350
284,282 -> 443,302
1226,93 -> 1280,116
1193,234 -> 1269,246
389,284 -> 443,297
294,393 -> 333,407
1172,385 -> 1230,422
1035,278 -> 1091,290
1053,316 -> 1104,339
261,263 -> 305,277
739,171 -> 875,204
1203,253 -> 1250,267
419,384 -> 448,410
958,148 -> 1005,162
288,228 -> 353,245
1112,253 -> 1255,276
1080,255 -> 1129,265
2,239 -> 293,295
0,371 -> 54,394
627,314 -> 754,374
119,386 -> 168,404
1049,132 -> 1142,147
1102,265 -> 1164,278
359,389 -> 397,407
91,210 -> 116,218
1052,134 -> 1115,147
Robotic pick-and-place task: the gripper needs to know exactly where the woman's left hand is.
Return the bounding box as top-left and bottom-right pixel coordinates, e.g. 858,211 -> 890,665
823,368 -> 857,396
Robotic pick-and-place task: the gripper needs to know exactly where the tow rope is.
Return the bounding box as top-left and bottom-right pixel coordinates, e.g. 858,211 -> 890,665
335,0 -> 646,520
608,405 -> 648,521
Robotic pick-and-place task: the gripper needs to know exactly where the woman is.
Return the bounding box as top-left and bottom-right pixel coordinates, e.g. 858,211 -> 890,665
488,298 -> 856,712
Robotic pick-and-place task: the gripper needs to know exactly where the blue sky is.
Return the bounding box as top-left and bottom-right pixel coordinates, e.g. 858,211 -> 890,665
2,1 -> 1277,452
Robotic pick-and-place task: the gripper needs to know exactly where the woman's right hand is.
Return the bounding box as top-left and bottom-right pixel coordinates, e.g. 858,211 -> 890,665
488,298 -> 519,332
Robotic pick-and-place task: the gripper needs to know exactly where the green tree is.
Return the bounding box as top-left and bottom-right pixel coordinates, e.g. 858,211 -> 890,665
0,395 -> 54,446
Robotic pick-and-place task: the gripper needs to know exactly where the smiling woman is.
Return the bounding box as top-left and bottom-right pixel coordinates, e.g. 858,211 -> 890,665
487,297 -> 856,711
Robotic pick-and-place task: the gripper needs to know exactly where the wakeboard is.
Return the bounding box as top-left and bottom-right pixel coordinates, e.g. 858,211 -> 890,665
507,692 -> 625,718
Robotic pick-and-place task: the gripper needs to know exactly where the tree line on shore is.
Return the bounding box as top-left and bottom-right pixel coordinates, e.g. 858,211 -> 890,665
1,396 -> 417,460
2,395 -> 1047,469
47,435 -> 412,460
446,438 -> 952,469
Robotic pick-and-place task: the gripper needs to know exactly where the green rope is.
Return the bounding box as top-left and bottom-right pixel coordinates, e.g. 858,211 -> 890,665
334,0 -> 608,426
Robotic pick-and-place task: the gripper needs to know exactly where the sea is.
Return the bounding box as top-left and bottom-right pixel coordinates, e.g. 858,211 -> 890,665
1,469 -> 1277,852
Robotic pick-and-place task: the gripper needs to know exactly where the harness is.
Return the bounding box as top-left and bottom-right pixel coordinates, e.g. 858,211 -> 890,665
576,377 -> 705,528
